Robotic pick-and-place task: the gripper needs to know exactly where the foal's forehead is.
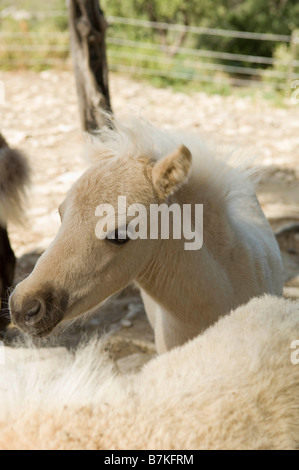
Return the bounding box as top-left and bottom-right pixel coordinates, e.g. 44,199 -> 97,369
69,156 -> 154,208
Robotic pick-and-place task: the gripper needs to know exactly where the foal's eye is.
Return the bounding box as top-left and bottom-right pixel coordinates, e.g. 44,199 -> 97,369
106,228 -> 131,245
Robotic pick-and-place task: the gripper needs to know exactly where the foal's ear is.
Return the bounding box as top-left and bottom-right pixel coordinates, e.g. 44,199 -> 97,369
152,145 -> 192,198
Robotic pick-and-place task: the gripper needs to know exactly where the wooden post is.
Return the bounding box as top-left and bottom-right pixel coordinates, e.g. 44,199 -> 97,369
68,0 -> 112,132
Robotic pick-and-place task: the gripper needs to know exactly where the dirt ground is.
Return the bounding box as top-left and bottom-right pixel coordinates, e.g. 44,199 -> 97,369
0,70 -> 298,371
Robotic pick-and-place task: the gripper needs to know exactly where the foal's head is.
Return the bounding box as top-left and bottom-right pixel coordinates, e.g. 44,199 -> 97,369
10,125 -> 191,337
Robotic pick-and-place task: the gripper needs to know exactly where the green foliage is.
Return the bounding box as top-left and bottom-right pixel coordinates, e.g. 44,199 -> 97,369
0,0 -> 69,70
262,32 -> 299,91
102,0 -> 299,58
262,44 -> 292,90
0,0 -> 66,12
0,0 -> 299,101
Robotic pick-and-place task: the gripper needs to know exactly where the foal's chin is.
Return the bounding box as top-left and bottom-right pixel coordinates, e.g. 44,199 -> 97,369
11,312 -> 64,339
26,318 -> 63,339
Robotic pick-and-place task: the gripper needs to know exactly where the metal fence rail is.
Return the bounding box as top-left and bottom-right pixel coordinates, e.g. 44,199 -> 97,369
107,50 -> 299,79
109,64 -> 289,89
108,16 -> 292,42
0,9 -> 298,91
107,37 -> 299,67
0,9 -> 293,41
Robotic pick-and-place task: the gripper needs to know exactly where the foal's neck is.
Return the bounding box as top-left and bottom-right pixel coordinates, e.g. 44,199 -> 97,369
136,179 -> 236,343
137,237 -> 233,331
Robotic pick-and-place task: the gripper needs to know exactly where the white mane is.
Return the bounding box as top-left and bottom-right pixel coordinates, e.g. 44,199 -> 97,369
0,340 -> 125,421
85,116 -> 258,205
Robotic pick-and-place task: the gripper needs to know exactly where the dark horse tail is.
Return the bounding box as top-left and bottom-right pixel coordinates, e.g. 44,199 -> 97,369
0,133 -> 30,227
0,134 -> 30,326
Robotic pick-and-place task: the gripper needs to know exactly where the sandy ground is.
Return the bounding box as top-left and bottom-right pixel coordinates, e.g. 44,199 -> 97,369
0,70 -> 298,370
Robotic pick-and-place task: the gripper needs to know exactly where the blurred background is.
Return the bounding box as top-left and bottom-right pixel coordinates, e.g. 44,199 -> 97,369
0,0 -> 299,97
0,1 -> 298,368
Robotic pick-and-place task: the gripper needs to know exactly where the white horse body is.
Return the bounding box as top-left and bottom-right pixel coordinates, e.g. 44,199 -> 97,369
133,127 -> 283,351
9,119 -> 283,352
1,296 -> 299,450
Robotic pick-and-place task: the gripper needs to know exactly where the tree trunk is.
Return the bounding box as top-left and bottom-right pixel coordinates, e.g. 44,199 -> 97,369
68,0 -> 112,132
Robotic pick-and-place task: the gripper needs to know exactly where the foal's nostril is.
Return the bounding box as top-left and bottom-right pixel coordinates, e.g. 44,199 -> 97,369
24,300 -> 44,326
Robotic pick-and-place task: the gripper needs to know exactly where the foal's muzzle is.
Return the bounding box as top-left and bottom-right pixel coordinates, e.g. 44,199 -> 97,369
9,285 -> 68,337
